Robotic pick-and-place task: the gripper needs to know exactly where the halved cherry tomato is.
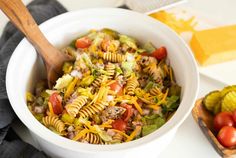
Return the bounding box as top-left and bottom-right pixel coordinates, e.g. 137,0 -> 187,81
152,47 -> 167,60
213,112 -> 234,132
109,81 -> 123,96
121,104 -> 133,122
75,37 -> 92,49
49,92 -> 63,115
112,119 -> 127,131
140,52 -> 150,56
232,109 -> 236,123
217,126 -> 236,147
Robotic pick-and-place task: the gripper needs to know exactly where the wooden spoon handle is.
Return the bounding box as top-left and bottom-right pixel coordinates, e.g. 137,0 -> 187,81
0,0 -> 67,71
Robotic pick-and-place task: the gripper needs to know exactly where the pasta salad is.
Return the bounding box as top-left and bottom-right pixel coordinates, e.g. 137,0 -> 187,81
26,28 -> 181,144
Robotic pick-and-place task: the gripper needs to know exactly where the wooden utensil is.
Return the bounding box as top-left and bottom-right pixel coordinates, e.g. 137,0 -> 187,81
192,99 -> 236,158
0,0 -> 73,87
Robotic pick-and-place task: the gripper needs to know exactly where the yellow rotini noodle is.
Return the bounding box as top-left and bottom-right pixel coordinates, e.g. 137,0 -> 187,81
42,116 -> 65,133
149,86 -> 162,96
126,77 -> 139,95
92,75 -> 106,89
79,101 -> 109,118
103,52 -> 126,63
105,63 -> 116,79
65,96 -> 88,117
82,132 -> 102,144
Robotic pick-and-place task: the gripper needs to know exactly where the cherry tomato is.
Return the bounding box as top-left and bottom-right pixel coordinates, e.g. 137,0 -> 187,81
49,92 -> 63,115
112,119 -> 127,131
213,112 -> 234,131
232,109 -> 236,123
121,104 -> 133,122
140,52 -> 150,56
109,81 -> 123,96
152,47 -> 167,60
75,37 -> 92,49
217,126 -> 236,147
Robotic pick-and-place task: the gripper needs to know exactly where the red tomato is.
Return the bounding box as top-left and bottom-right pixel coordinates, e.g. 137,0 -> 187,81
152,47 -> 167,60
49,92 -> 63,115
109,81 -> 123,96
140,52 -> 150,56
232,110 -> 236,123
121,104 -> 133,122
75,37 -> 92,49
214,112 -> 234,131
217,126 -> 236,147
112,119 -> 127,131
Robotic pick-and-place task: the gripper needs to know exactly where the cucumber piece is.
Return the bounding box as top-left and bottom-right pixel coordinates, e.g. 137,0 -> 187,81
203,90 -> 221,112
221,85 -> 236,97
221,91 -> 236,112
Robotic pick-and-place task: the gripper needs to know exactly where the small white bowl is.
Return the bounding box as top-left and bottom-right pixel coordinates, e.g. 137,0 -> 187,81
6,8 -> 199,158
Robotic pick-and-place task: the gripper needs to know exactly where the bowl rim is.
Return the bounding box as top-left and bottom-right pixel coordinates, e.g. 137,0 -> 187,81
6,8 -> 199,153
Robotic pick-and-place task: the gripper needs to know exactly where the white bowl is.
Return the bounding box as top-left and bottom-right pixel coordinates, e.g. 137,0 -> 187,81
6,8 -> 199,158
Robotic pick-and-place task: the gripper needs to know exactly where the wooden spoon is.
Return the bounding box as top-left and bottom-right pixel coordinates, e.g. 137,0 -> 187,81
0,0 -> 73,87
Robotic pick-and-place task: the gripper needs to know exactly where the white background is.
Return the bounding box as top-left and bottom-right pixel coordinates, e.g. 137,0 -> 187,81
1,0 -> 236,158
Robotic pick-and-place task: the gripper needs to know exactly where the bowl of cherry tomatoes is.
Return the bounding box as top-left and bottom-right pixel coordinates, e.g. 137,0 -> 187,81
192,85 -> 236,157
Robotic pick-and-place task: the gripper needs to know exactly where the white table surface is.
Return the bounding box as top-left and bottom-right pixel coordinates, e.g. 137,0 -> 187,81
1,0 -> 236,158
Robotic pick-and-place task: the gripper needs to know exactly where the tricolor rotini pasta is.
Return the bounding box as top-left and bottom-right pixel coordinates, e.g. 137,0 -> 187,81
26,28 -> 181,145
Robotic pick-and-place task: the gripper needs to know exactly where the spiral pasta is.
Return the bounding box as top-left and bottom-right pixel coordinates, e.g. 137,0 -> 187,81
103,52 -> 126,63
65,96 -> 88,117
105,63 -> 116,79
42,116 -> 65,133
149,86 -> 162,96
92,75 -> 106,89
112,133 -> 123,142
82,132 -> 102,144
126,77 -> 139,95
27,28 -> 181,145
78,101 -> 109,118
143,64 -> 163,82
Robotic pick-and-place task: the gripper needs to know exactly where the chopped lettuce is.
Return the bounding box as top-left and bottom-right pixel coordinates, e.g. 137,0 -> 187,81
121,61 -> 135,77
143,42 -> 156,53
169,83 -> 181,96
119,35 -> 137,49
91,32 -> 106,47
101,28 -> 119,39
115,66 -> 123,77
142,125 -> 158,136
81,53 -> 93,68
94,125 -> 112,142
162,96 -> 180,113
126,53 -> 135,62
144,81 -> 155,91
141,114 -> 166,136
54,74 -> 73,89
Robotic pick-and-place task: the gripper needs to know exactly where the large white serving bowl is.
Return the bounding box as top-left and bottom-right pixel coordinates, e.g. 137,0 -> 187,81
6,8 -> 199,158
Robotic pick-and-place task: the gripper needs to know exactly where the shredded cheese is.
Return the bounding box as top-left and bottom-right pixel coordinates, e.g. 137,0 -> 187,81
72,129 -> 90,141
150,11 -> 197,34
147,104 -> 161,111
156,89 -> 169,106
64,78 -> 78,99
132,97 -> 143,115
111,129 -> 130,139
48,102 -> 55,116
126,126 -> 142,142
